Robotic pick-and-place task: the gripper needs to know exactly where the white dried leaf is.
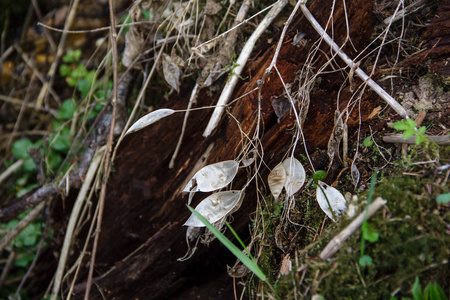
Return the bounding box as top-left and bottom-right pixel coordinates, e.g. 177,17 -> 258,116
283,157 -> 306,198
316,181 -> 347,222
184,191 -> 242,227
351,162 -> 360,188
162,53 -> 181,92
268,162 -> 286,201
125,109 -> 175,136
183,160 -> 238,193
240,150 -> 257,167
122,27 -> 144,68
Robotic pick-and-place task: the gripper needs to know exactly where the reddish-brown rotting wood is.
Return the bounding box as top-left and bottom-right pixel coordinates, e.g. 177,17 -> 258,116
404,1 -> 450,75
70,0 -> 379,298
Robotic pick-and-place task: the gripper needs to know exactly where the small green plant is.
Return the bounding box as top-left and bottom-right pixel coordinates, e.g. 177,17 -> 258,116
436,192 -> 450,204
187,205 -> 267,281
390,276 -> 448,300
393,119 -> 428,145
59,50 -> 111,116
359,172 -> 379,267
312,170 -> 327,186
0,210 -> 52,298
363,136 -> 374,147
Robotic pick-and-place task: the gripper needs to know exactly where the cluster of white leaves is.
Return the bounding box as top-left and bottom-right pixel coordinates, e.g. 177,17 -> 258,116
267,157 -> 306,201
183,160 -> 240,226
183,160 -> 238,193
184,191 -> 242,227
267,157 -> 347,222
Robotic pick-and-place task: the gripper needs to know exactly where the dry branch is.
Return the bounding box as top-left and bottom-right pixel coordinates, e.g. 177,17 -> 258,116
299,3 -> 409,119
320,197 -> 387,260
203,0 -> 288,137
383,134 -> 450,145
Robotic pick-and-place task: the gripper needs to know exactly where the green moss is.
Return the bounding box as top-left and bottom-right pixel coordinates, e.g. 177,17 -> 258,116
280,175 -> 450,299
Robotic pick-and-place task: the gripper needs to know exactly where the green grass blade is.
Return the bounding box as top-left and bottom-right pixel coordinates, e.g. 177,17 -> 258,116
187,205 -> 266,281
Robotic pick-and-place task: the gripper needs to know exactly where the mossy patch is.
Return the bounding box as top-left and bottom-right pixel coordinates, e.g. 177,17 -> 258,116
272,174 -> 449,299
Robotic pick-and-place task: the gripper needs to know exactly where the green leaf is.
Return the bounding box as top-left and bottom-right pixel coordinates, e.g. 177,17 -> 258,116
412,276 -> 423,300
423,282 -> 447,300
403,128 -> 415,139
436,193 -> 450,204
47,150 -> 63,171
77,78 -> 92,98
16,183 -> 39,198
57,99 -> 77,120
23,158 -> 36,172
62,49 -> 82,63
393,120 -> 410,131
14,253 -> 35,267
313,170 -> 327,183
187,205 -> 266,281
418,126 -> 426,135
359,255 -> 373,267
363,136 -> 373,147
12,138 -> 33,159
362,221 -> 379,242
59,64 -> 71,76
51,128 -> 71,152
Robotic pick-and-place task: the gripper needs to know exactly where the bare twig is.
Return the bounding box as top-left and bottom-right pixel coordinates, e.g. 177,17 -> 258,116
383,0 -> 426,25
319,197 -> 387,260
84,0 -> 120,297
31,0 -> 56,50
37,21 -> 157,34
203,0 -> 289,137
0,94 -> 59,115
383,134 -> 450,145
36,0 -> 80,108
169,83 -> 199,168
0,159 -> 24,185
50,147 -> 105,300
0,201 -> 45,252
265,0 -> 303,76
299,2 -> 408,118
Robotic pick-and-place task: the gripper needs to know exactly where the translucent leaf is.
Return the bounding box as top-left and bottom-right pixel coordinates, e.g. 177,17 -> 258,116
184,191 -> 242,227
271,96 -> 291,123
283,157 -> 306,198
125,109 -> 175,136
183,160 -> 238,193
162,53 -> 181,92
316,181 -> 347,222
351,163 -> 360,188
240,150 -> 257,167
268,162 -> 286,201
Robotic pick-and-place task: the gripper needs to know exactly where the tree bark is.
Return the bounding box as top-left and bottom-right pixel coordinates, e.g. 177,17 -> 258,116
63,0 -> 381,298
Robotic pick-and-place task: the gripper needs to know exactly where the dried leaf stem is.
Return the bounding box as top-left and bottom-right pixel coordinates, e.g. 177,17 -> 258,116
299,2 -> 408,118
84,1 -> 120,297
50,147 -> 105,300
203,0 -> 288,137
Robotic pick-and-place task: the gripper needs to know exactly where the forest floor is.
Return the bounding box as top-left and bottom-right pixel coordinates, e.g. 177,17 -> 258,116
0,0 -> 449,299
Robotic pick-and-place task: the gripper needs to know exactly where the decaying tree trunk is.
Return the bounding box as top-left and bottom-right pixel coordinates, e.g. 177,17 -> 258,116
59,0 -> 381,298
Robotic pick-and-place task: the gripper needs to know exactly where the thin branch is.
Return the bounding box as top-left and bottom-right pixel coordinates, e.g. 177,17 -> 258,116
320,197 -> 387,260
203,0 -> 289,137
383,134 -> 450,145
169,83 -> 199,168
36,0 -> 80,108
0,159 -> 24,185
299,2 -> 408,119
84,0 -> 120,297
50,147 -> 105,300
0,202 -> 45,252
